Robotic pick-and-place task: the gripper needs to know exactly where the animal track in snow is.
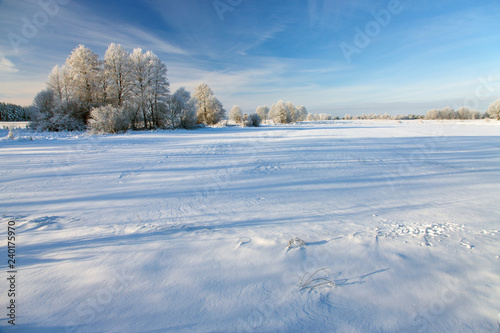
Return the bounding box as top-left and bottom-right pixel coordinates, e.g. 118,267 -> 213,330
459,238 -> 475,249
376,221 -> 466,247
251,160 -> 282,174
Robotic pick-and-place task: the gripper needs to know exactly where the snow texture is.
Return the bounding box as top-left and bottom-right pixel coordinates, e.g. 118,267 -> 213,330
1,120 -> 500,332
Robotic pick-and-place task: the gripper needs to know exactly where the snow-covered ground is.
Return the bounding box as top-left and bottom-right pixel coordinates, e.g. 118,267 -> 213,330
1,120 -> 499,332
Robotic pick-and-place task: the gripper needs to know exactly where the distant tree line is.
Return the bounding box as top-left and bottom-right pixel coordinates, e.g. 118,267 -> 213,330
343,113 -> 423,120
424,101 -> 500,120
228,105 -> 261,127
0,102 -> 30,122
425,106 -> 484,120
227,101 -> 310,126
306,113 -> 338,121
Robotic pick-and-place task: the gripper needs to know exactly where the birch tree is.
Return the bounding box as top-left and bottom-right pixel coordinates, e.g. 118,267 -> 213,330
104,43 -> 132,107
286,101 -> 298,123
269,100 -> 291,124
168,87 -> 197,129
130,48 -> 152,128
65,44 -> 101,117
193,83 -> 225,125
256,105 -> 269,121
297,105 -> 308,121
229,105 -> 243,123
148,53 -> 170,128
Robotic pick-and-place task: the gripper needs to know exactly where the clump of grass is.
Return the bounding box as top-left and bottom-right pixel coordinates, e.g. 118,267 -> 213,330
286,237 -> 306,251
299,268 -> 336,291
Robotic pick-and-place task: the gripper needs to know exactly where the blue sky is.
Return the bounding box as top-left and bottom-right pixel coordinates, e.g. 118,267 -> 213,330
1,0 -> 500,115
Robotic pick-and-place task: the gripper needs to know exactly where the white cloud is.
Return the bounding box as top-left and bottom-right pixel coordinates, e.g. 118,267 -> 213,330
0,56 -> 18,73
228,24 -> 288,56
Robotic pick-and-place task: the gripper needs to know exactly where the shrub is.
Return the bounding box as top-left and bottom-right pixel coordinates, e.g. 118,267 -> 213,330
249,113 -> 261,127
242,113 -> 261,127
30,89 -> 87,131
229,105 -> 243,124
88,105 -> 131,134
487,99 -> 500,120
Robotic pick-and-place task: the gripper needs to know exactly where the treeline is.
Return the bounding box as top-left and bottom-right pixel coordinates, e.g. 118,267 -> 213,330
255,101 -> 308,124
339,113 -> 418,121
306,113 -> 338,121
343,113 -> 423,120
228,101 -> 310,126
0,102 -> 30,122
425,104 -> 499,120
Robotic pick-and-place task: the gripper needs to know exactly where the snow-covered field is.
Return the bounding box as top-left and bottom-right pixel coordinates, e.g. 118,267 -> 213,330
1,120 -> 499,332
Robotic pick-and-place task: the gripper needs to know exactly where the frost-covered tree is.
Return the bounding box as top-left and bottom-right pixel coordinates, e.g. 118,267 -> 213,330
443,106 -> 456,119
96,63 -> 109,105
88,105 -> 130,134
65,45 -> 102,116
130,48 -> 152,128
456,107 -> 470,120
487,99 -> 500,120
193,83 -> 225,125
129,48 -> 170,129
229,105 -> 243,123
456,106 -> 483,120
180,99 -> 198,129
30,89 -> 85,131
104,43 -> 132,107
297,105 -> 308,121
256,105 -> 269,121
47,65 -> 67,103
250,113 -> 261,127
242,113 -> 261,127
426,106 -> 483,120
147,53 -> 170,128
178,90 -> 197,129
269,100 -> 291,124
425,109 -> 439,120
33,43 -> 172,131
36,45 -> 103,130
32,89 -> 56,120
164,92 -> 181,129
165,87 -> 197,129
286,101 -> 299,123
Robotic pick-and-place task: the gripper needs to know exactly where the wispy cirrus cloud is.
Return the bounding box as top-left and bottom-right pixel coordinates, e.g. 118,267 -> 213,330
0,55 -> 18,73
227,24 -> 289,56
